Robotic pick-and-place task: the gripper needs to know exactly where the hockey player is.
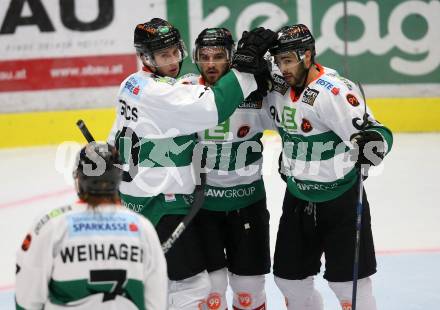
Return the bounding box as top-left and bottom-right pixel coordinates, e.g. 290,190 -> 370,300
107,18 -> 277,309
177,28 -> 275,310
15,142 -> 168,310
264,24 -> 393,310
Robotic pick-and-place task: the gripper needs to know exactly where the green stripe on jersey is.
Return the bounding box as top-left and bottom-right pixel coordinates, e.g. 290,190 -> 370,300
49,278 -> 145,309
279,128 -> 350,161
367,126 -> 394,155
212,71 -> 245,123
286,167 -> 358,202
15,302 -> 25,310
202,133 -> 263,171
120,193 -> 192,226
118,132 -> 196,168
203,179 -> 266,211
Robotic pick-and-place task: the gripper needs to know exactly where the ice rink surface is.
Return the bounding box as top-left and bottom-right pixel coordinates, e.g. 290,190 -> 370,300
1,133 -> 439,309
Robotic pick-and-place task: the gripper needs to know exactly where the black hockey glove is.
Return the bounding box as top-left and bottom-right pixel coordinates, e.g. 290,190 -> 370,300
231,27 -> 277,74
350,130 -> 385,167
251,58 -> 274,98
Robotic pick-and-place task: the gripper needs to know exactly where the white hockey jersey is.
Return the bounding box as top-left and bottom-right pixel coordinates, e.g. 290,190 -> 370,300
107,67 -> 257,224
177,73 -> 275,211
15,203 -> 167,310
265,64 -> 393,202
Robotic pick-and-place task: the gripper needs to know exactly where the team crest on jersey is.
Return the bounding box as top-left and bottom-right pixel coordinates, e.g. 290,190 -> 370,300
302,87 -> 319,106
21,233 -> 32,251
346,94 -> 360,107
237,125 -> 250,138
301,118 -> 313,133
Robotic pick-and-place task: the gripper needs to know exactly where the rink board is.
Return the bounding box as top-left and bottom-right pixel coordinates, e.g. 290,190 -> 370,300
1,97 -> 440,148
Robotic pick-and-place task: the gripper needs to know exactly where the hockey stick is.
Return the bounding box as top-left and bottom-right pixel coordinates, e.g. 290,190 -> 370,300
161,172 -> 206,254
351,83 -> 368,310
76,119 -> 95,143
161,150 -> 206,254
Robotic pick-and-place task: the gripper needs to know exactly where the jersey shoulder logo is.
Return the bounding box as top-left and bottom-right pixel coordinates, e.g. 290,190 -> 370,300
34,205 -> 73,235
123,76 -> 147,98
316,78 -> 341,96
21,233 -> 32,251
346,94 -> 360,107
302,87 -> 319,106
272,73 -> 289,95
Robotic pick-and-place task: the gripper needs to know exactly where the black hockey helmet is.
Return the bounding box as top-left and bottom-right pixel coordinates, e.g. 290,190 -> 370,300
193,28 -> 235,63
134,18 -> 187,66
73,142 -> 122,200
269,24 -> 316,61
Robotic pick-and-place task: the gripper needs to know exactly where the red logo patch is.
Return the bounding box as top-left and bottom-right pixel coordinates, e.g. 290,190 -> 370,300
21,233 -> 32,251
341,300 -> 352,310
237,125 -> 250,138
129,223 -> 138,232
207,293 -> 222,309
331,87 -> 340,95
301,118 -> 313,133
237,292 -> 252,307
346,94 -> 359,107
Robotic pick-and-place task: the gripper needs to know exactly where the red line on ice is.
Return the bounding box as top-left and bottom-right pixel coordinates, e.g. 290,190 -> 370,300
0,284 -> 14,291
377,247 -> 440,255
0,187 -> 74,209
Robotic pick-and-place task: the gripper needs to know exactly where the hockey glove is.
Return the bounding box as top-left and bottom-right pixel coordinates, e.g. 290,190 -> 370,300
350,130 -> 385,167
231,27 -> 277,74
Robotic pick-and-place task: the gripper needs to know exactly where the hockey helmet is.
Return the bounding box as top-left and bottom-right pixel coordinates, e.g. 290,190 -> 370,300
269,24 -> 316,61
134,18 -> 187,66
193,28 -> 235,63
73,142 -> 122,200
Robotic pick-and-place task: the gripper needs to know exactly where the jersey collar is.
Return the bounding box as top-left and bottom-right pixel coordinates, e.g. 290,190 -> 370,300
289,63 -> 325,102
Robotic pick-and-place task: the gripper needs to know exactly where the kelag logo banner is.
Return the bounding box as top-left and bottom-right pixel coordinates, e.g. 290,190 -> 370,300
169,0 -> 440,85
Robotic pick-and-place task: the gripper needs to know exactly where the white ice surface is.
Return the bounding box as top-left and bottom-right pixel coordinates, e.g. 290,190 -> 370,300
1,133 -> 439,309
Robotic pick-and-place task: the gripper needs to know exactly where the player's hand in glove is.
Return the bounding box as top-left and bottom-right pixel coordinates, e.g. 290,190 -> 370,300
252,58 -> 274,98
350,130 -> 385,167
231,27 -> 277,74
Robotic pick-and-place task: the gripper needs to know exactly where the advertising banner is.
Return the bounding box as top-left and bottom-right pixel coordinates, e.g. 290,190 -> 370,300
0,0 -> 439,113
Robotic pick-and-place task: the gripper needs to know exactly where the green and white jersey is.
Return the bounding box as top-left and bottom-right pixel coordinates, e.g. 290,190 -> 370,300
177,74 -> 275,211
107,68 -> 257,224
15,203 -> 167,310
265,64 -> 393,202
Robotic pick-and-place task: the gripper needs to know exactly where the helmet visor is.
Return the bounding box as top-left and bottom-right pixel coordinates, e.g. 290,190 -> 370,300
193,46 -> 232,64
272,51 -> 303,69
149,40 -> 188,67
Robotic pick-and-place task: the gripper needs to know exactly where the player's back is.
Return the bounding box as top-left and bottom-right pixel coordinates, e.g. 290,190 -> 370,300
16,202 -> 165,309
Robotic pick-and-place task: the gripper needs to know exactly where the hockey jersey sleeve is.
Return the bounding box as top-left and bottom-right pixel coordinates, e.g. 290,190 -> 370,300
15,213 -> 59,309
139,217 -> 168,310
314,85 -> 393,155
139,69 -> 257,135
